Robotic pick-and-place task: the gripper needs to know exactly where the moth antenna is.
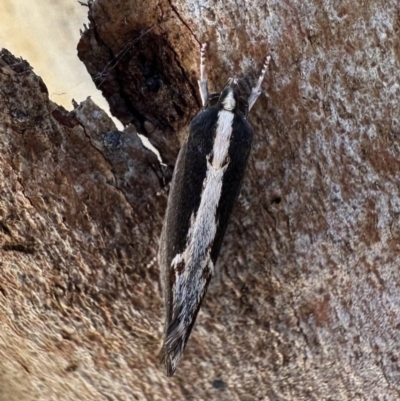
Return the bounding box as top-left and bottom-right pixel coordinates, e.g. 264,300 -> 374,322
198,43 -> 209,107
247,54 -> 271,111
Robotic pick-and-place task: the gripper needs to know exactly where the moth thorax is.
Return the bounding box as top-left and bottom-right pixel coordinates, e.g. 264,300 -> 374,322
222,89 -> 236,111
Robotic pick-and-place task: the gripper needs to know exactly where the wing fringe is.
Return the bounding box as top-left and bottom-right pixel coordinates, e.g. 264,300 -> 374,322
159,302 -> 202,376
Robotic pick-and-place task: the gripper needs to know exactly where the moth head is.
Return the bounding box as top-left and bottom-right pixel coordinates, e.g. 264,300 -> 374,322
217,78 -> 238,110
217,78 -> 249,117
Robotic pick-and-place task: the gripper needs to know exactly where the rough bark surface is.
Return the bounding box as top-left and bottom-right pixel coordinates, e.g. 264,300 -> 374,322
1,0 -> 400,399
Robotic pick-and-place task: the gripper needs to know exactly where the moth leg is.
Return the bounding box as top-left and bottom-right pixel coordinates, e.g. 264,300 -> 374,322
198,43 -> 209,107
247,55 -> 271,112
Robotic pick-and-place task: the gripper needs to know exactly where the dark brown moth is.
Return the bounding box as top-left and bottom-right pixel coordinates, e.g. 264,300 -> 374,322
158,43 -> 270,376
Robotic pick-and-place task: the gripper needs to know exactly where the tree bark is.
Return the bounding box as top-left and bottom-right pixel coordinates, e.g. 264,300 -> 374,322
2,0 -> 400,399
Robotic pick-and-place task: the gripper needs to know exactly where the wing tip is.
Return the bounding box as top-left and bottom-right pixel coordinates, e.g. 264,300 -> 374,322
159,346 -> 177,377
159,317 -> 187,377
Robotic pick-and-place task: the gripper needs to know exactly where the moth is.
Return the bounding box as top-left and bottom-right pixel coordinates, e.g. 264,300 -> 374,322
158,43 -> 270,376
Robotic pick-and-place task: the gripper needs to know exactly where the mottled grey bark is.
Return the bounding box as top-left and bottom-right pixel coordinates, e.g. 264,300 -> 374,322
1,0 -> 400,399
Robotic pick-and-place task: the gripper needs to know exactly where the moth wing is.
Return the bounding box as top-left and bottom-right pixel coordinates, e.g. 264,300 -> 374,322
159,262 -> 212,376
159,109 -> 218,375
211,113 -> 254,262
158,141 -> 190,326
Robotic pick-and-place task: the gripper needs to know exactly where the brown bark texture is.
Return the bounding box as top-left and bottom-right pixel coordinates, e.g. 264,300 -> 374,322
1,0 -> 400,399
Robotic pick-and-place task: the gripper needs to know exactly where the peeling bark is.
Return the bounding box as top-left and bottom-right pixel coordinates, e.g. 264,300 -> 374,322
0,49 -> 165,400
2,0 -> 400,399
